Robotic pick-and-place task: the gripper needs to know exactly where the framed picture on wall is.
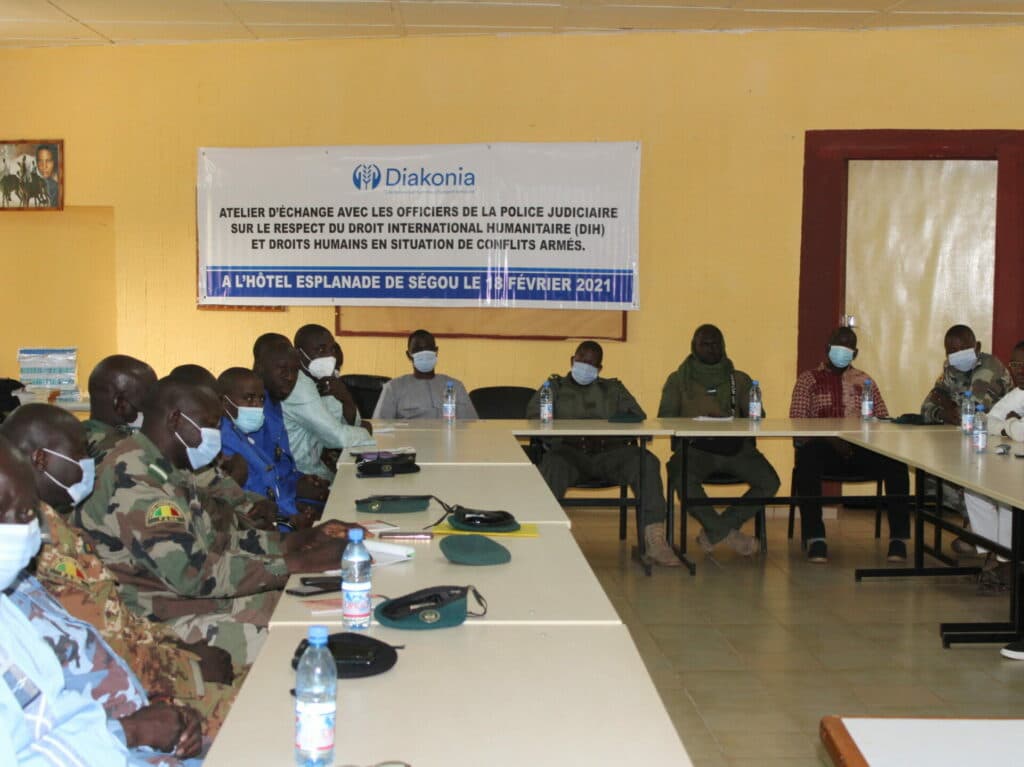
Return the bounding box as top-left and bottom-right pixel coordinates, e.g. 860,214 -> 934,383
0,140 -> 64,210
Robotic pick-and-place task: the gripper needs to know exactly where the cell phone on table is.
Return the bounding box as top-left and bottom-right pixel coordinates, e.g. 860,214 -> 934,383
285,576 -> 341,597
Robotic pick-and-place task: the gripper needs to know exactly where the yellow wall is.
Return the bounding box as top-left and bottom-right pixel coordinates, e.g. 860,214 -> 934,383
0,25 -> 1021,473
0,206 -> 115,384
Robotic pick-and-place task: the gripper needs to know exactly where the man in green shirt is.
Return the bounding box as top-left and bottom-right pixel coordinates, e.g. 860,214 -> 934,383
658,324 -> 779,556
527,340 -> 681,567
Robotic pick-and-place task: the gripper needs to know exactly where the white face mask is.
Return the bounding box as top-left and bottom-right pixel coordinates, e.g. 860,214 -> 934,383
948,348 -> 978,373
301,349 -> 336,380
42,449 -> 96,506
0,518 -> 42,591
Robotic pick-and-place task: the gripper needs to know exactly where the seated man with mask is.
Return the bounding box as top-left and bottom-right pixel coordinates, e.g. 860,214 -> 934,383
659,324 -> 780,557
76,378 -> 350,666
789,326 -> 909,563
527,340 -> 681,567
0,434 -> 202,766
283,324 -> 374,480
373,329 -> 478,420
1,403 -> 241,742
921,324 -> 1012,424
83,355 -> 158,463
220,366 -> 326,529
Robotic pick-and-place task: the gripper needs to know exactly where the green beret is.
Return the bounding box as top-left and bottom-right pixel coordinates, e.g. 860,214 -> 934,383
440,534 -> 511,566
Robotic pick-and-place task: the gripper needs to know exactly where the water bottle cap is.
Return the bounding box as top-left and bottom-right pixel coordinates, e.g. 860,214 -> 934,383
864,378 -> 871,385
308,625 -> 329,646
542,380 -> 550,388
446,381 -> 454,389
976,403 -> 985,412
752,380 -> 760,386
348,527 -> 364,542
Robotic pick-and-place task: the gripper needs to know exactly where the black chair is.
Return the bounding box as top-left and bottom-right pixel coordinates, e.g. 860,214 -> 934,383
668,469 -> 768,553
787,468 -> 884,544
339,374 -> 391,420
469,386 -> 536,419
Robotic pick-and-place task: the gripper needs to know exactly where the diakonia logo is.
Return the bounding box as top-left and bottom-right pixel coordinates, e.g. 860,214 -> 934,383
352,163 -> 382,190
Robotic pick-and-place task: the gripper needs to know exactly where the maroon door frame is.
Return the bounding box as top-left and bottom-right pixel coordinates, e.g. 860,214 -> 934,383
797,130 -> 1024,373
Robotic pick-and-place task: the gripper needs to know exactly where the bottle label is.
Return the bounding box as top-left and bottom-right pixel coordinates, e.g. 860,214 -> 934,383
749,401 -> 762,420
295,700 -> 335,754
540,402 -> 553,423
961,413 -> 974,433
342,581 -> 372,625
862,399 -> 873,418
974,429 -> 988,452
442,402 -> 456,420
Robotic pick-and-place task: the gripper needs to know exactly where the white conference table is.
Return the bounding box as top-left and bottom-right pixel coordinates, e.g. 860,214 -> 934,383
272,524 -> 620,628
206,624 -> 692,767
820,715 -> 1024,767
350,424 -> 530,465
327,463 -> 571,527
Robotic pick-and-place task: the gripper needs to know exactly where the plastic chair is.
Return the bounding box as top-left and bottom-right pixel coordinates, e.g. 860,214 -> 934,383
469,386 -> 536,419
339,374 -> 391,420
787,467 -> 884,543
668,469 -> 768,553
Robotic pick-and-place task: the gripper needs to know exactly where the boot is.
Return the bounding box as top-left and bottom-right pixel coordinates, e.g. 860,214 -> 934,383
643,522 -> 683,567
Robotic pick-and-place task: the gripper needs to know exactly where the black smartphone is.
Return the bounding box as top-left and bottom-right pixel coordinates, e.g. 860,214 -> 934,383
285,584 -> 341,597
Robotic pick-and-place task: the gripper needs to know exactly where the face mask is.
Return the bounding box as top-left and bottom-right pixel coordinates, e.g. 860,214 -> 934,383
948,348 -> 978,373
0,518 -> 42,591
175,412 -> 223,470
226,398 -> 266,434
827,345 -> 855,369
42,449 -> 96,505
411,350 -> 438,374
571,361 -> 599,387
301,349 -> 336,380
127,411 -> 144,431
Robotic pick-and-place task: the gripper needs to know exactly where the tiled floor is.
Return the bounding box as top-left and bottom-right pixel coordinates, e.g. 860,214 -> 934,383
569,508 -> 1021,767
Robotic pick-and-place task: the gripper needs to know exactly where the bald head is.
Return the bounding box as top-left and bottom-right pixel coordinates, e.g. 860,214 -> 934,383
87,354 -> 157,428
253,335 -> 299,401
0,403 -> 89,510
0,434 -> 39,525
167,364 -> 217,391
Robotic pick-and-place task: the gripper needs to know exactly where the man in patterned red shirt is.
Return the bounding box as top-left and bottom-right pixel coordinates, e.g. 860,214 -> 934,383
789,326 -> 910,563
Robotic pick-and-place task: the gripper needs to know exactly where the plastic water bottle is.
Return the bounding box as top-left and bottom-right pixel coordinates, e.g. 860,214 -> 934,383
960,391 -> 974,433
294,625 -> 336,767
539,381 -> 553,424
748,380 -> 762,421
442,381 -> 456,423
973,404 -> 988,453
341,528 -> 371,630
861,378 -> 874,421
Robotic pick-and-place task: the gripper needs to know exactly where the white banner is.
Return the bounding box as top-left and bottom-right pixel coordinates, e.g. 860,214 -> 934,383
197,142 -> 639,309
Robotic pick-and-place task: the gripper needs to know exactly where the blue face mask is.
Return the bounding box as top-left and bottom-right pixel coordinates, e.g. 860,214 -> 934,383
827,345 -> 855,369
571,361 -> 599,386
42,448 -> 95,505
411,350 -> 438,374
226,398 -> 265,434
175,412 -> 223,471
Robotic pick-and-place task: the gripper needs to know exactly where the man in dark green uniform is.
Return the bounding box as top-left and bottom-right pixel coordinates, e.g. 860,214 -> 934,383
658,324 -> 779,556
527,340 -> 681,567
83,355 -> 157,463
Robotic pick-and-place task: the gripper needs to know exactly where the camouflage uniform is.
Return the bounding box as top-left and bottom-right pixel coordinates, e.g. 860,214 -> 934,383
75,431 -> 287,666
921,352 -> 1013,424
526,374 -> 666,525
84,417 -> 132,464
36,504 -> 241,739
8,573 -> 190,767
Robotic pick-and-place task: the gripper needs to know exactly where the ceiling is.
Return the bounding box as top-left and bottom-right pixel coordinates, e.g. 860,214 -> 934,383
1,0 -> 1022,47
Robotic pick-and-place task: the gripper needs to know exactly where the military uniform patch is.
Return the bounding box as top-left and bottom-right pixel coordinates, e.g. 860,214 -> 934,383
146,502 -> 186,527
50,555 -> 87,581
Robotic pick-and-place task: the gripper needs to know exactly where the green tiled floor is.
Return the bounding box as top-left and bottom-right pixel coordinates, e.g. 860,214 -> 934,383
569,508 -> 1018,767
